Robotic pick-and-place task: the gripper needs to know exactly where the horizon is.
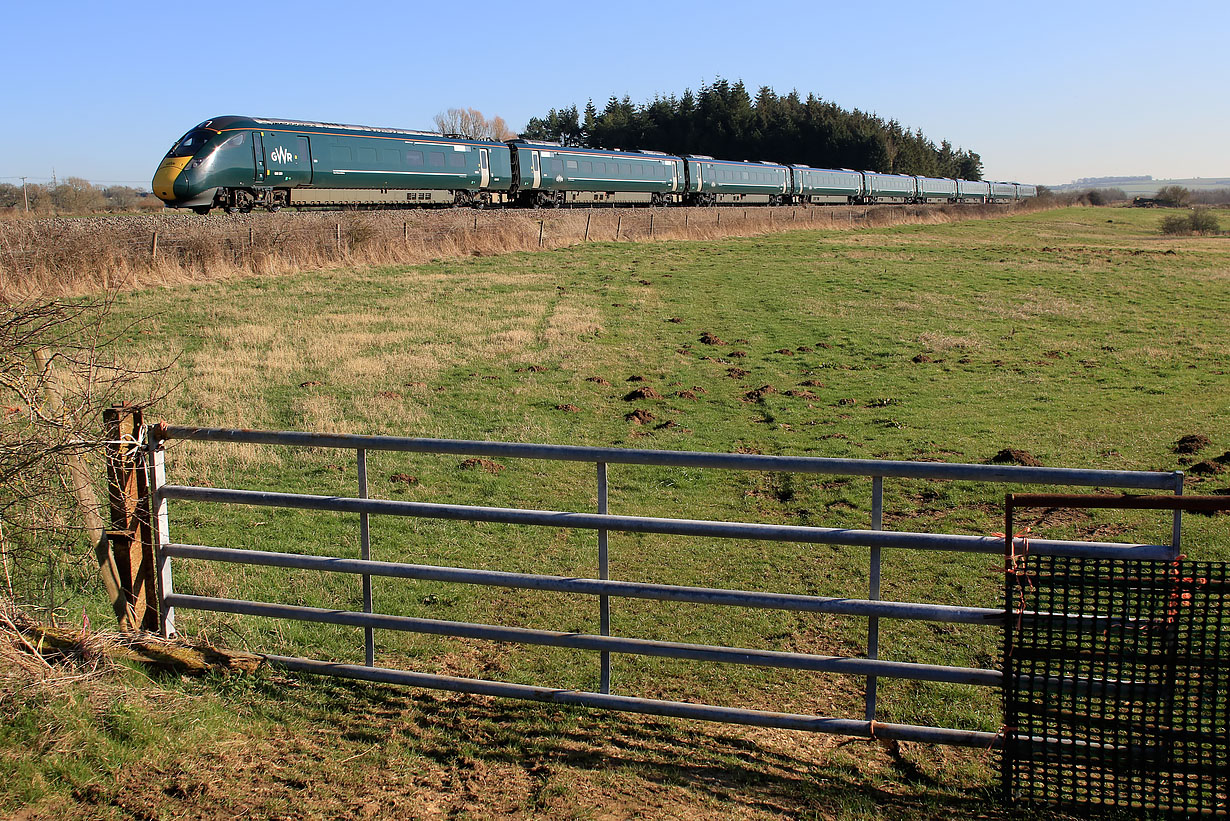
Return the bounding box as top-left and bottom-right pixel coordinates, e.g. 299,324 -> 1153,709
2,0 -> 1225,190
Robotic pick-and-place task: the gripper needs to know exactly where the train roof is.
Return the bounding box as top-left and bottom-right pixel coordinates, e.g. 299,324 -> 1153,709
190,116 -> 506,146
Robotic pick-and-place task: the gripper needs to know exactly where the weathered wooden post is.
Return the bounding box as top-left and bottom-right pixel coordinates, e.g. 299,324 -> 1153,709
103,404 -> 160,632
336,223 -> 342,254
583,211 -> 591,241
538,220 -> 545,247
149,231 -> 158,263
615,215 -> 622,240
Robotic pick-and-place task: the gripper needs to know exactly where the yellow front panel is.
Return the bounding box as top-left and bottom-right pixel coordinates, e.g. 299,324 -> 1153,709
152,157 -> 191,201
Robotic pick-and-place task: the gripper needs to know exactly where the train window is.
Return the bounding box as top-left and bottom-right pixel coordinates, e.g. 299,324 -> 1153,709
447,152 -> 465,168
358,147 -> 377,165
168,129 -> 212,157
297,137 -> 309,162
429,152 -> 445,168
592,162 -> 603,174
580,161 -> 592,174
622,163 -> 633,177
565,160 -> 578,170
741,171 -> 749,180
406,150 -> 424,167
331,146 -> 352,163
382,149 -> 401,166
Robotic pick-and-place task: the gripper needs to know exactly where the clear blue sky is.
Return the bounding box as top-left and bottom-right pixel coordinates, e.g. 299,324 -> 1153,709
2,0 -> 1225,188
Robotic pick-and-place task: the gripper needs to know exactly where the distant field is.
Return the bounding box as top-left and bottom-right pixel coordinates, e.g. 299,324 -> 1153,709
1049,177 -> 1230,196
6,206 -> 1230,819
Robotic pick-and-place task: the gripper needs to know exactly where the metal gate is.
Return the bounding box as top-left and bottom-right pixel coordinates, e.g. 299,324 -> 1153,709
136,424 -> 1190,751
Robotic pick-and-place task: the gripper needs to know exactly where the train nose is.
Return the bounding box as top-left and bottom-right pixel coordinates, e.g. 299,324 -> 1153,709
152,157 -> 192,201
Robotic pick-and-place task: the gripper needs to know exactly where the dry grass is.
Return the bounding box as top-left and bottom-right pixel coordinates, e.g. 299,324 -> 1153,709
0,202 -> 1044,298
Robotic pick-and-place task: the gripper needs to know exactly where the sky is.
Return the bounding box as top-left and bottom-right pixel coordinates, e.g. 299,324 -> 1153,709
2,0 -> 1226,189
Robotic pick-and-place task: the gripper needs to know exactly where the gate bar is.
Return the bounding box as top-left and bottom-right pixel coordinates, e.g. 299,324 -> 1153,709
163,542 -> 1004,623
166,593 -> 1001,686
160,485 -> 1176,560
157,426 -> 1180,490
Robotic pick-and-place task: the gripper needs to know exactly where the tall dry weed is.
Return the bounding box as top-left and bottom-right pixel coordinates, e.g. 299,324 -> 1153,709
1,203 -> 1038,298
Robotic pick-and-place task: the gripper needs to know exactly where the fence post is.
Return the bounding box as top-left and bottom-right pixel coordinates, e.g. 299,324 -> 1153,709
403,221 -> 408,244
717,210 -> 721,228
584,211 -> 591,242
615,215 -> 621,240
103,404 -> 160,632
684,212 -> 689,230
1173,471 -> 1185,551
147,422 -> 175,638
358,448 -> 374,666
598,462 -> 610,694
649,213 -> 654,237
538,220 -> 545,247
865,476 -> 884,721
336,223 -> 342,254
149,231 -> 158,263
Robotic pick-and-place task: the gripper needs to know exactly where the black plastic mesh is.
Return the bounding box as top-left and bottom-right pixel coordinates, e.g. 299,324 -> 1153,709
1004,556 -> 1229,816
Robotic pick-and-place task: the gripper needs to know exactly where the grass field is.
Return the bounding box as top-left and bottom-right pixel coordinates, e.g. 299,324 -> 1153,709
5,205 -> 1230,819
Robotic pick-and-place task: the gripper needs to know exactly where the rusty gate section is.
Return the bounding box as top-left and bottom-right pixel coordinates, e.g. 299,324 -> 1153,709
1004,494 -> 1230,817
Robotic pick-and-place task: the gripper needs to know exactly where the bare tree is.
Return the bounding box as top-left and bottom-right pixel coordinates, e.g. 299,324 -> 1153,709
0,297 -> 165,623
433,108 -> 517,141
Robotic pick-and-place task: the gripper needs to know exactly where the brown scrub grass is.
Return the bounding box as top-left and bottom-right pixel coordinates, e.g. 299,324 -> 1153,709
0,201 -> 1048,298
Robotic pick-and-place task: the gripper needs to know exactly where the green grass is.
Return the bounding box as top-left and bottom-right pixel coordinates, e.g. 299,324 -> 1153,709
9,205 -> 1230,818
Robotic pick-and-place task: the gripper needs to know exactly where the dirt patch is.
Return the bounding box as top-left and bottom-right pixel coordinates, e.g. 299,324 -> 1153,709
742,385 -> 776,403
799,379 -> 826,387
729,350 -> 747,358
674,390 -> 699,401
783,389 -> 819,400
666,317 -> 683,323
404,381 -> 428,389
458,458 -> 503,474
989,448 -> 1043,467
298,380 -> 321,388
836,398 -> 858,406
624,387 -> 663,401
376,390 -> 402,400
699,332 -> 725,345
654,420 -> 691,432
637,279 -> 652,285
911,354 -> 932,364
585,376 -> 610,386
726,367 -> 749,379
797,346 -> 813,353
1174,434 -> 1212,455
625,409 -> 655,425
626,374 -> 645,382
1189,460 -> 1226,476
389,473 -> 418,487
773,348 -> 794,355
516,365 -> 548,373
555,403 -> 580,413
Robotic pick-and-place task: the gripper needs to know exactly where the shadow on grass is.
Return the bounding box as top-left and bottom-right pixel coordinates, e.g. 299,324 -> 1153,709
241,670 -> 1012,819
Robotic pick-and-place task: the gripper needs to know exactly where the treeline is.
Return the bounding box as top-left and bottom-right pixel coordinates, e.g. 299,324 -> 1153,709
0,178 -> 160,216
523,79 -> 984,180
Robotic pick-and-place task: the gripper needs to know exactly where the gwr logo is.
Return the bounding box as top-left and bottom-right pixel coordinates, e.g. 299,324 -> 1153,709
270,146 -> 294,164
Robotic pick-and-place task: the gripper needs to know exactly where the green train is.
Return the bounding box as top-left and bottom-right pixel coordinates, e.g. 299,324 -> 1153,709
153,115 -> 1035,214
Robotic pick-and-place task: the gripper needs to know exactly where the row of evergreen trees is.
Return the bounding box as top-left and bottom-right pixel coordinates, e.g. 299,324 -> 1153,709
522,79 -> 983,181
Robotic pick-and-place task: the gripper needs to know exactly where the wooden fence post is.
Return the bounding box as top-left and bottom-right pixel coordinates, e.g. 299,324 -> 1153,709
538,220 -> 545,247
149,231 -> 158,263
649,213 -> 654,237
584,211 -> 591,241
336,223 -> 342,254
103,404 -> 160,632
615,215 -> 622,240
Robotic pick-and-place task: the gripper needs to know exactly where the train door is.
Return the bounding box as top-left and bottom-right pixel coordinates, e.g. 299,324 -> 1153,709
262,132 -> 312,186
530,151 -> 541,188
253,132 -> 266,182
479,148 -> 490,188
